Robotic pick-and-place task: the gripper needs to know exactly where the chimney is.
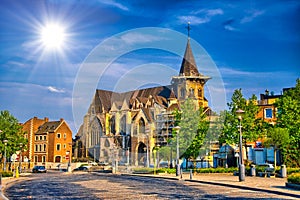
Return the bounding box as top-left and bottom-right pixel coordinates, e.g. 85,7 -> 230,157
60,118 -> 64,122
44,117 -> 49,122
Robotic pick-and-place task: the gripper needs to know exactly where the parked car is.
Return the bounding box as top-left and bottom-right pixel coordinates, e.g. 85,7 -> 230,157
32,165 -> 47,173
159,161 -> 169,168
73,165 -> 91,172
258,163 -> 274,172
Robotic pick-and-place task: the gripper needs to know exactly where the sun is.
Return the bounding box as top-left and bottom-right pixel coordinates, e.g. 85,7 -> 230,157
40,23 -> 66,50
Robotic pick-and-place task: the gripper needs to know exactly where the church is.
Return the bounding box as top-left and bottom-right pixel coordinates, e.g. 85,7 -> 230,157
74,30 -> 212,166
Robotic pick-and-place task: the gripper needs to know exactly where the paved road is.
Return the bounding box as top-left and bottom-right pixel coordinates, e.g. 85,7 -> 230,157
3,171 -> 294,199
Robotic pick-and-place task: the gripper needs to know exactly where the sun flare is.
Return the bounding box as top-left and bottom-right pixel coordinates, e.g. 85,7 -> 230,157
40,23 -> 66,49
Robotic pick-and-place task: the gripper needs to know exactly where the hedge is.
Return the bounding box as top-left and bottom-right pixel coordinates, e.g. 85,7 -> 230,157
287,173 -> 300,185
1,171 -> 13,177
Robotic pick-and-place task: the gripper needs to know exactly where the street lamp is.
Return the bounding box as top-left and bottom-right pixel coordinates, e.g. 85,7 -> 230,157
236,109 -> 245,182
19,143 -> 23,174
67,143 -> 72,172
3,139 -> 8,171
173,126 -> 181,176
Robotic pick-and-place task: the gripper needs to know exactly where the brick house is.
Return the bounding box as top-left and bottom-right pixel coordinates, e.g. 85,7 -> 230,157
22,117 -> 72,166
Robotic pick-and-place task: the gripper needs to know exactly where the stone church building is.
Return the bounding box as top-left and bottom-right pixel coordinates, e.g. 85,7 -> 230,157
74,35 -> 211,166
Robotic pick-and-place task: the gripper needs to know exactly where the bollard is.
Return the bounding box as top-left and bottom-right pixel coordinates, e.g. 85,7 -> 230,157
15,168 -> 19,178
180,169 -> 183,179
250,165 -> 256,177
190,169 -> 193,180
176,164 -> 180,176
280,165 -> 287,178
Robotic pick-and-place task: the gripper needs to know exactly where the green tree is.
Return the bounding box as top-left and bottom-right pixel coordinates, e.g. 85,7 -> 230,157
171,98 -> 209,168
0,110 -> 27,163
263,127 -> 289,167
219,89 -> 263,162
275,79 -> 300,167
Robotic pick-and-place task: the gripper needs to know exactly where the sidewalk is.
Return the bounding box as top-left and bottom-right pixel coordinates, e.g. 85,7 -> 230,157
124,172 -> 300,199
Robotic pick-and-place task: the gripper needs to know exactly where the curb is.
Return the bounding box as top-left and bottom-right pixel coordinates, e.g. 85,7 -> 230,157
120,173 -> 300,199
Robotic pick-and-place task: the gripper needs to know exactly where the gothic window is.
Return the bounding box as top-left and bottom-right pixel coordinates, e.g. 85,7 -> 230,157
190,88 -> 195,97
104,139 -> 110,147
180,88 -> 185,98
120,115 -> 126,134
138,118 -> 145,134
198,89 -> 202,97
110,116 -> 116,135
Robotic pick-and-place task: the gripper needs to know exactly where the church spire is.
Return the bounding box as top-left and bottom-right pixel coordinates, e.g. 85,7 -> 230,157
179,22 -> 200,76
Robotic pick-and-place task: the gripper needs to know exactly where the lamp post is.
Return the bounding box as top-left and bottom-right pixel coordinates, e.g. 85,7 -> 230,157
236,109 -> 245,182
3,139 -> 8,171
67,143 -> 72,172
174,126 -> 181,176
19,143 -> 23,174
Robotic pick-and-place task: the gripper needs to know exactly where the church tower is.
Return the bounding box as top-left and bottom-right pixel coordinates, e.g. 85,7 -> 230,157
171,23 -> 211,108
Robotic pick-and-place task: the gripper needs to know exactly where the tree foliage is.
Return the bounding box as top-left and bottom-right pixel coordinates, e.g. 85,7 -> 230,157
263,127 -> 289,167
219,89 -> 261,143
275,79 -> 300,167
171,98 -> 209,163
0,110 -> 27,162
219,89 -> 265,159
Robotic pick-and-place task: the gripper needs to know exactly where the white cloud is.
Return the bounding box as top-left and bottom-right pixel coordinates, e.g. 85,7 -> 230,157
178,8 -> 223,25
178,15 -> 210,25
120,32 -> 165,45
47,86 -> 65,93
99,0 -> 129,11
224,25 -> 239,31
240,10 -> 265,24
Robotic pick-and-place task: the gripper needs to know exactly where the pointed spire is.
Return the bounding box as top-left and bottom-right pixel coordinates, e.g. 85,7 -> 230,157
179,22 -> 200,76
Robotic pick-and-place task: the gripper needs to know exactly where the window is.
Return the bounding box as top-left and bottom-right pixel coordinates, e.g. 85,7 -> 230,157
39,136 -> 43,140
35,136 -> 38,141
64,133 -> 67,138
42,156 -> 46,163
57,133 -> 61,138
265,108 -> 273,118
39,145 -> 42,152
180,88 -> 185,98
138,118 -> 145,134
63,144 -> 66,149
35,145 -> 38,152
190,88 -> 194,96
44,135 -> 46,140
56,144 -> 61,151
198,89 -> 202,97
34,156 -> 38,163
44,144 -> 46,151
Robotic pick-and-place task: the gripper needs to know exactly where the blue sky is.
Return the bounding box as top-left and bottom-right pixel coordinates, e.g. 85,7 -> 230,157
1,0 -> 299,136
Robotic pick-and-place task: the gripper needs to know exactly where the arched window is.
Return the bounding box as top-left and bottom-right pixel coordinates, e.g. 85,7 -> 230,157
138,118 -> 145,134
198,89 -> 202,97
190,88 -> 194,97
110,116 -> 116,135
180,88 -> 185,98
120,115 -> 126,134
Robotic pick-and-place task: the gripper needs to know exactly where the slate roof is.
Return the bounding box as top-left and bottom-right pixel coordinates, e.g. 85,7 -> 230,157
179,39 -> 200,76
36,121 -> 62,134
94,85 -> 175,114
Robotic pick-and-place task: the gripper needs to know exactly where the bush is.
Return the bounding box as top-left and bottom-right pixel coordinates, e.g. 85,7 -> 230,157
195,167 -> 238,174
287,173 -> 300,185
287,168 -> 300,175
1,171 -> 13,177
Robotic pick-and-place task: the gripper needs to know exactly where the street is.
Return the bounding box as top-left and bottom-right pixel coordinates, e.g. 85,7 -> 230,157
4,171 -> 293,200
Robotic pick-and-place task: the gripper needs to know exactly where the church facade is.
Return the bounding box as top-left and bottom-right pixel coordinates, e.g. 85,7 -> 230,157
74,36 -> 211,166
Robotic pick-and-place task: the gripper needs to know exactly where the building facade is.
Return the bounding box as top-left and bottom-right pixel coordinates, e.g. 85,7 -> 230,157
22,117 -> 72,166
74,37 -> 212,166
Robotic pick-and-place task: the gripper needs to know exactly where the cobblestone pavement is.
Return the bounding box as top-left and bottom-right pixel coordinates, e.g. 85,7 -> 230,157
1,171 -> 299,200
148,172 -> 300,198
